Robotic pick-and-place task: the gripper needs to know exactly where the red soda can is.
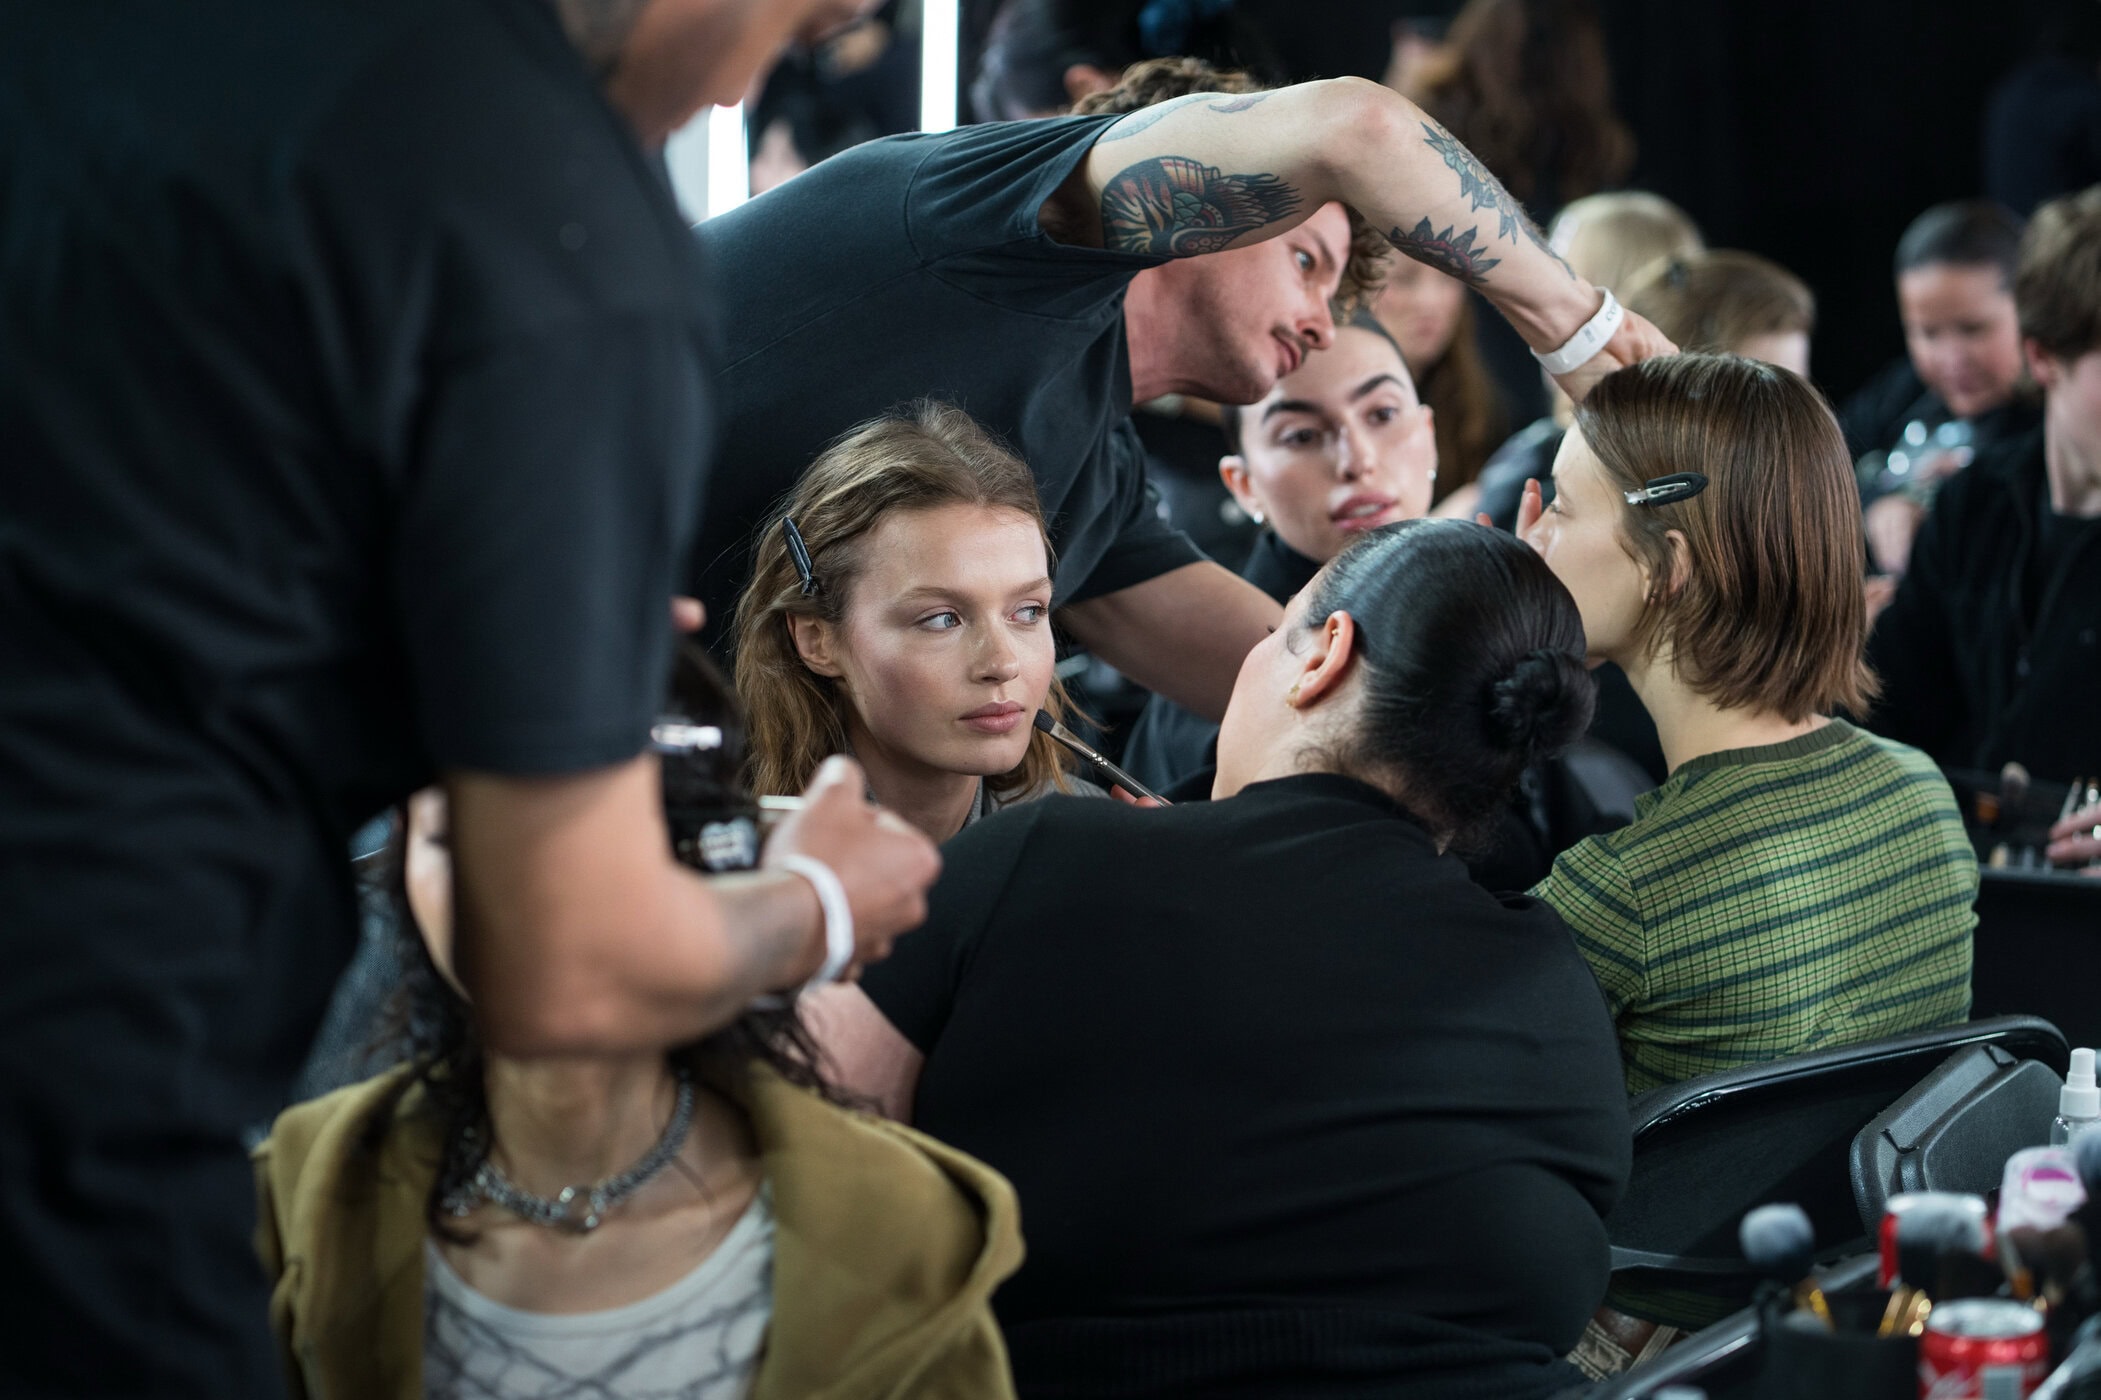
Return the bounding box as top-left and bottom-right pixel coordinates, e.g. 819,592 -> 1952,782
1917,1298 -> 2049,1399
1882,1192 -> 1990,1287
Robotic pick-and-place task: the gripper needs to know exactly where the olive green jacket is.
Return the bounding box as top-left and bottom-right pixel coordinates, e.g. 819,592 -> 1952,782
253,1062 -> 1023,1400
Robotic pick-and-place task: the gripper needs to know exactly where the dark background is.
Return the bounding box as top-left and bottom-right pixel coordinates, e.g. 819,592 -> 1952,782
960,0 -> 2084,404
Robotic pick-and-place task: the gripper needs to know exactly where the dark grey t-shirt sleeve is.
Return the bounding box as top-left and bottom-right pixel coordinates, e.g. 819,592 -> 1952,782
1066,423 -> 1206,602
397,310 -> 710,773
858,802 -> 1045,1053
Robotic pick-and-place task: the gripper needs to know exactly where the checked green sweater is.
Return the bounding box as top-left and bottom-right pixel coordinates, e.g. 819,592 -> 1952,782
1534,720 -> 1977,1096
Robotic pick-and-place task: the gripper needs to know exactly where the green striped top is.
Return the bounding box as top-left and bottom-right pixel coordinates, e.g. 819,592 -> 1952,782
1533,720 -> 1977,1096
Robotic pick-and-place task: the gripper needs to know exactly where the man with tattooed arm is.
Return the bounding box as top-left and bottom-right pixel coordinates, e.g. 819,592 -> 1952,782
691,59 -> 1672,719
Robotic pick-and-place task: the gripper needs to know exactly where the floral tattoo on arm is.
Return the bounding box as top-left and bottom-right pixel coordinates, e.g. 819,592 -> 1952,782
1100,156 -> 1303,256
1397,121 -> 1575,284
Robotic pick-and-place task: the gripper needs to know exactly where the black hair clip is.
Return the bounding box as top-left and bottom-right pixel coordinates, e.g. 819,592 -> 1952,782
782,516 -> 818,597
1624,472 -> 1708,507
1665,257 -> 1691,290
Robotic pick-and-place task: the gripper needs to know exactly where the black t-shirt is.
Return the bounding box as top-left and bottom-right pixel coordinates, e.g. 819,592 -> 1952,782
0,2 -> 710,1391
686,116 -> 1204,634
861,774 -> 1630,1399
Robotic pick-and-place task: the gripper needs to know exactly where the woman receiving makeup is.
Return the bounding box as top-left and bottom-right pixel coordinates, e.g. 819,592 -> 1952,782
1516,352 -> 1977,1101
1120,310 -> 1436,794
733,402 -> 1097,843
812,519 -> 1630,1400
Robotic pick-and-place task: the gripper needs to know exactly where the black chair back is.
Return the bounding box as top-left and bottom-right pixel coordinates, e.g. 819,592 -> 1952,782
1607,1016 -> 2068,1311
1848,1042 -> 2062,1228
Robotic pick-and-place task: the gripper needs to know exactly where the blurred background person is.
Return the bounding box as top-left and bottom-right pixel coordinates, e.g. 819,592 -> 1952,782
1984,2 -> 2101,217
1868,186 -> 2101,787
969,0 -> 1279,121
1373,256 -> 1510,515
1844,200 -> 2038,577
1396,0 -> 1636,424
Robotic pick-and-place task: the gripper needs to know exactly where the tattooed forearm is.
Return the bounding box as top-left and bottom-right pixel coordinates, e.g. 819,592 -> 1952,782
1101,156 -> 1303,256
1388,218 -> 1501,285
1097,90 -> 1276,144
1419,122 -> 1575,279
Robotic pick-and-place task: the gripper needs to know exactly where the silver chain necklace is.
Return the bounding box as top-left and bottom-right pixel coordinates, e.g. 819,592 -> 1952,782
445,1071 -> 696,1233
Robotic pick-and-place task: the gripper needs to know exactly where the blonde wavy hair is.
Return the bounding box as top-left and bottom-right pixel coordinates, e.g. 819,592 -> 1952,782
732,401 -> 1077,801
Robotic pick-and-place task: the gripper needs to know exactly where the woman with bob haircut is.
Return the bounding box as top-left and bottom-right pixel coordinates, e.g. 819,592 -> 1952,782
812,519 -> 1632,1400
733,402 -> 1094,842
254,650 -> 1023,1400
1519,352 -> 1977,1099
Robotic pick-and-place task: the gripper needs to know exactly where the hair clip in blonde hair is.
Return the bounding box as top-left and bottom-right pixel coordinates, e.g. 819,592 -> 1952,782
1624,472 -> 1708,507
782,517 -> 818,596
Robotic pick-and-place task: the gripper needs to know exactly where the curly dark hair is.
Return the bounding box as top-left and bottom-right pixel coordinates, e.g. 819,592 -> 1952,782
368,643 -> 838,1239
1073,57 -> 1391,308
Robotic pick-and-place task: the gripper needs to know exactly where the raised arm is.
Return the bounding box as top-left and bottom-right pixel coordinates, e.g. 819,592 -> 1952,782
1053,77 -> 1672,399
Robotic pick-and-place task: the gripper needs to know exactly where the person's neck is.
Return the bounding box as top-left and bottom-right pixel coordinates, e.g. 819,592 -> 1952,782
845,717 -> 982,841
1619,650 -> 1828,776
1123,272 -> 1196,406
483,1053 -> 683,1198
2043,413 -> 2101,518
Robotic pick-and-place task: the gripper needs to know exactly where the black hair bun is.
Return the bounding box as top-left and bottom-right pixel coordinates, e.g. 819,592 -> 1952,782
1485,648 -> 1594,764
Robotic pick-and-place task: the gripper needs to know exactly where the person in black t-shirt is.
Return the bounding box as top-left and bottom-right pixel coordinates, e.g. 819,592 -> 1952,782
691,56 -> 1672,726
1868,187 -> 2101,783
0,2 -> 938,1395
810,520 -> 1630,1400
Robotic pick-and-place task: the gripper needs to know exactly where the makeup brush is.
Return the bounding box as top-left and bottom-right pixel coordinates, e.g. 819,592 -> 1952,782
1032,710 -> 1171,805
1740,1202 -> 1833,1328
2009,1223 -> 2093,1313
1882,1201 -> 1994,1336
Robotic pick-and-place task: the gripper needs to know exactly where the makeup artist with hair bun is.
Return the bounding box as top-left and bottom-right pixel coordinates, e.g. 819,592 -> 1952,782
812,519 -> 1630,1400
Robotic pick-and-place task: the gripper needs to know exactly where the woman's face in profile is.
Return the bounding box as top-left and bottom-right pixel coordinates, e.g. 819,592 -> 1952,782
1371,259 -> 1467,373
1524,428 -> 1650,664
801,502 -> 1056,783
1222,326 -> 1438,564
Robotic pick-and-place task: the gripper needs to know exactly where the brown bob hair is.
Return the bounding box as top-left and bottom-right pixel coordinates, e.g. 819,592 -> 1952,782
731,401 -> 1076,801
1073,57 -> 1391,308
2015,184 -> 2101,363
1575,353 -> 1877,723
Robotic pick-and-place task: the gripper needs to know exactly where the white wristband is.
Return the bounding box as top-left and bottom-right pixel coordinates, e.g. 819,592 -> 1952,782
779,855 -> 855,991
1531,289 -> 1624,377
